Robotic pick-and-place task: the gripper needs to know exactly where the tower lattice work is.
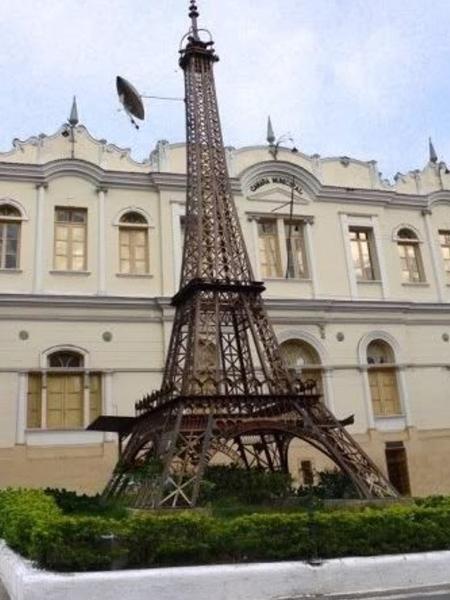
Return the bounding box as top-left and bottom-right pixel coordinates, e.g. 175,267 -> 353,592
92,1 -> 398,507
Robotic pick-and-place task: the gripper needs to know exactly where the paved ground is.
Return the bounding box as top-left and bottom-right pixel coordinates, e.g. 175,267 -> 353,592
312,587 -> 450,599
289,586 -> 450,600
0,579 -> 448,600
356,592 -> 450,599
0,581 -> 8,600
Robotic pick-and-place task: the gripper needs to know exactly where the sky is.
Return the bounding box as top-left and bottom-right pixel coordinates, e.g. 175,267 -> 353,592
1,0 -> 450,180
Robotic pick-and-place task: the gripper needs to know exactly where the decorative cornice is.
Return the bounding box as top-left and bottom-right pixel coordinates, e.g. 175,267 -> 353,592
1,293 -> 450,316
0,159 -> 450,212
0,160 -> 243,195
0,159 -> 156,190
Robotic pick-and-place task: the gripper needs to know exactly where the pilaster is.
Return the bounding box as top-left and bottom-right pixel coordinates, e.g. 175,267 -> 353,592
322,368 -> 335,412
339,213 -> 357,299
422,209 -> 445,302
16,372 -> 27,444
248,216 -> 261,280
372,215 -> 390,300
32,183 -> 47,293
104,371 -> 114,442
96,187 -> 107,295
359,366 -> 376,430
304,218 -> 318,298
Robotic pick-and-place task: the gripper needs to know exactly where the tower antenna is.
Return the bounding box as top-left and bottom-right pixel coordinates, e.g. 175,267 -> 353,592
429,137 -> 438,164
189,0 -> 200,41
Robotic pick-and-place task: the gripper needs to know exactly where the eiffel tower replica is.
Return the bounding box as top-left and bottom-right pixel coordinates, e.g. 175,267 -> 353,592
90,0 -> 398,507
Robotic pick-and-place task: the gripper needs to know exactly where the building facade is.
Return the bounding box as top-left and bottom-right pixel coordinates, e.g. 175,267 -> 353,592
0,122 -> 450,495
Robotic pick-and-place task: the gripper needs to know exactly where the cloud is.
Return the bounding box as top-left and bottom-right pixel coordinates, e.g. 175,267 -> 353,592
333,27 -> 412,115
0,0 -> 450,178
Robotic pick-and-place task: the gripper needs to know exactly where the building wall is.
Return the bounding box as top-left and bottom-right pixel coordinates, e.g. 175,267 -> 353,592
0,125 -> 449,495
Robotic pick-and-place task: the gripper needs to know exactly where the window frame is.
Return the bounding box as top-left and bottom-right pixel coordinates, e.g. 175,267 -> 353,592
53,207 -> 88,272
279,339 -> 323,395
0,204 -> 23,270
368,367 -> 402,417
285,219 -> 309,279
366,340 -> 403,418
257,218 -> 283,279
256,216 -> 310,280
394,227 -> 425,283
118,212 -> 150,275
26,350 -> 103,431
348,226 -> 378,281
438,230 -> 450,284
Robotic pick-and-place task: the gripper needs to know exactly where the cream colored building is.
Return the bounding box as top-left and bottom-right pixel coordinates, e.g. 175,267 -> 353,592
1,119 -> 450,496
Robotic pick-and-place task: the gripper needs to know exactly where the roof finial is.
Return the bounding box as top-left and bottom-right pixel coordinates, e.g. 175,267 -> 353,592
68,96 -> 79,127
189,0 -> 200,40
429,137 -> 438,164
267,116 -> 275,145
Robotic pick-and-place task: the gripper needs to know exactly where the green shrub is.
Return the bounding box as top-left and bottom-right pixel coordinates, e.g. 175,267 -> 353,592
200,465 -> 293,505
125,513 -> 219,567
32,516 -> 127,572
224,513 -> 312,561
314,505 -> 450,557
414,495 -> 450,509
0,489 -> 61,555
297,469 -> 358,499
1,489 -> 450,572
45,488 -> 127,519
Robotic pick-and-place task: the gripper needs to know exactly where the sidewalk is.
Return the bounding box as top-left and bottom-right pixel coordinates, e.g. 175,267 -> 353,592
0,581 -> 8,600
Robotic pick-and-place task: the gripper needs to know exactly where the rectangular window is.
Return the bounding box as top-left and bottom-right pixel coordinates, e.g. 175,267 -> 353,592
398,243 -> 423,282
258,219 -> 282,278
119,228 -> 149,274
285,221 -> 308,279
349,227 -> 377,281
439,230 -> 450,284
0,221 -> 20,269
27,372 -> 102,430
385,442 -> 411,495
47,374 -> 84,429
368,368 -> 401,416
54,208 -> 87,271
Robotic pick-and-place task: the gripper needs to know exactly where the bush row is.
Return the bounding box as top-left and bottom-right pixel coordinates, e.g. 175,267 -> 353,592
0,489 -> 450,572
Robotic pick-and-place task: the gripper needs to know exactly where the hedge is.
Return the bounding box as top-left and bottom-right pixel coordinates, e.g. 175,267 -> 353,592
0,489 -> 450,572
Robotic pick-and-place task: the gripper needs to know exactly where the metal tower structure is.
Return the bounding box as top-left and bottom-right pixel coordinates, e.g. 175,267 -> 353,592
90,1 -> 398,507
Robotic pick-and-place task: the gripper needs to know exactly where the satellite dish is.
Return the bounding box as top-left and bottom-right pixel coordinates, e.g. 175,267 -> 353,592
116,76 -> 145,128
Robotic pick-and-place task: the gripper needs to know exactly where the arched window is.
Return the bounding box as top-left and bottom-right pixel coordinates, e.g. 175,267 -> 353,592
0,203 -> 22,270
27,349 -> 102,430
119,211 -> 149,274
395,227 -> 425,283
367,340 -> 401,417
48,351 -> 83,368
280,339 -> 322,393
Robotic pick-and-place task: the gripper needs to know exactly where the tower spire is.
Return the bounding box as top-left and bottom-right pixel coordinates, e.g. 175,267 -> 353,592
188,0 -> 200,40
267,116 -> 276,145
68,96 -> 79,127
429,137 -> 438,164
